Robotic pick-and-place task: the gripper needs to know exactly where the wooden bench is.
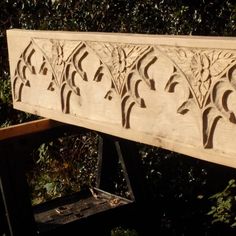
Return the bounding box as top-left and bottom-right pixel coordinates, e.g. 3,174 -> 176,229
2,29 -> 236,234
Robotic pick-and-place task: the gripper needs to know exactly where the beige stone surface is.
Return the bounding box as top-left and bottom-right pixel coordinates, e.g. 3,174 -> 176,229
7,29 -> 236,168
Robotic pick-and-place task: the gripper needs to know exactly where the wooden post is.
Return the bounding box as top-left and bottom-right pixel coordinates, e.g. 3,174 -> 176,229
96,134 -> 148,203
0,190 -> 9,235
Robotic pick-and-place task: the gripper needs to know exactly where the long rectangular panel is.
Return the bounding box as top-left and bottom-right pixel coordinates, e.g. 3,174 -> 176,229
7,29 -> 236,168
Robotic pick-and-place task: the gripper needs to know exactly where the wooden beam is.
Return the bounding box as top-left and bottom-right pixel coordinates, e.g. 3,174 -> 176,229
0,119 -> 61,141
6,29 -> 236,168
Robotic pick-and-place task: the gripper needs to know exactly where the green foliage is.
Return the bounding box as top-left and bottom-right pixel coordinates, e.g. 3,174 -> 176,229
207,179 -> 236,227
0,75 -> 36,127
27,131 -> 98,205
111,227 -> 139,236
0,78 -> 11,104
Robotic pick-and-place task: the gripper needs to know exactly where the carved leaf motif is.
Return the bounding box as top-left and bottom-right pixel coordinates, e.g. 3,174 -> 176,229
202,107 -> 222,148
120,49 -> 157,128
13,39 -> 90,114
93,64 -> 104,82
210,51 -> 236,77
60,82 -> 73,114
165,67 -> 195,117
165,71 -> 182,93
164,46 -> 236,148
88,42 -> 152,94
59,42 -> 89,113
190,53 -> 211,107
228,65 -> 236,88
137,48 -> 156,90
177,96 -> 194,115
13,41 -> 36,101
71,43 -> 88,82
212,80 -> 236,123
87,42 -> 157,129
47,82 -> 55,91
13,37 -> 236,150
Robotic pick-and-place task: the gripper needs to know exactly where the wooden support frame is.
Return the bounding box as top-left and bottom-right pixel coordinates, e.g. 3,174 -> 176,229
0,190 -> 10,235
0,119 -> 65,235
0,119 -> 147,235
0,119 -> 77,235
96,134 -> 148,203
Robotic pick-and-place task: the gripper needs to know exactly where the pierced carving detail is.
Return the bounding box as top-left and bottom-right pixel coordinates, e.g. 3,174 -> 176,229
13,39 -> 157,128
13,41 -> 36,101
87,42 -> 157,128
14,39 -> 91,113
13,38 -> 236,149
164,48 -> 236,148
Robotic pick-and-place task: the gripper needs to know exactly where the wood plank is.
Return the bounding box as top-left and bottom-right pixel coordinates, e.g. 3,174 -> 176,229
0,119 -> 61,141
6,29 -> 236,168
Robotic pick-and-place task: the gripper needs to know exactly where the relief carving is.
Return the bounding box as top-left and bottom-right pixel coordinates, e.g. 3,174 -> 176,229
87,42 -> 157,128
13,41 -> 36,101
164,48 -> 236,148
13,39 -> 157,128
13,38 -> 236,149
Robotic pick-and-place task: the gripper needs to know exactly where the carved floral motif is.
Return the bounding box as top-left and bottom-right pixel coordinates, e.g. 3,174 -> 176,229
13,38 -> 157,128
164,48 -> 236,148
87,42 -> 157,127
13,38 -> 236,149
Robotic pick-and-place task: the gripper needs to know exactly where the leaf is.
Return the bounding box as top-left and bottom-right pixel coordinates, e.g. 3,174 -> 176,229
197,195 -> 204,200
112,47 -> 126,74
32,197 -> 44,206
211,58 -> 234,77
231,222 -> 236,228
202,53 -> 210,69
210,50 -> 235,77
207,206 -> 217,215
44,183 -> 54,193
219,51 -> 233,59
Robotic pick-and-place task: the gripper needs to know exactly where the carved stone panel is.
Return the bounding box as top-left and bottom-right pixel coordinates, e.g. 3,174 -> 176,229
7,29 -> 236,168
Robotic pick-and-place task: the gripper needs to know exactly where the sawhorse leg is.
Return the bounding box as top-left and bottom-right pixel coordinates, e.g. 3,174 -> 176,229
96,134 -> 148,203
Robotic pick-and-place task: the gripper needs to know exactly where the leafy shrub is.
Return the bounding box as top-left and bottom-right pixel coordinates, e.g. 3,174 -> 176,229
208,179 -> 236,227
111,227 -> 139,236
27,131 -> 98,205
